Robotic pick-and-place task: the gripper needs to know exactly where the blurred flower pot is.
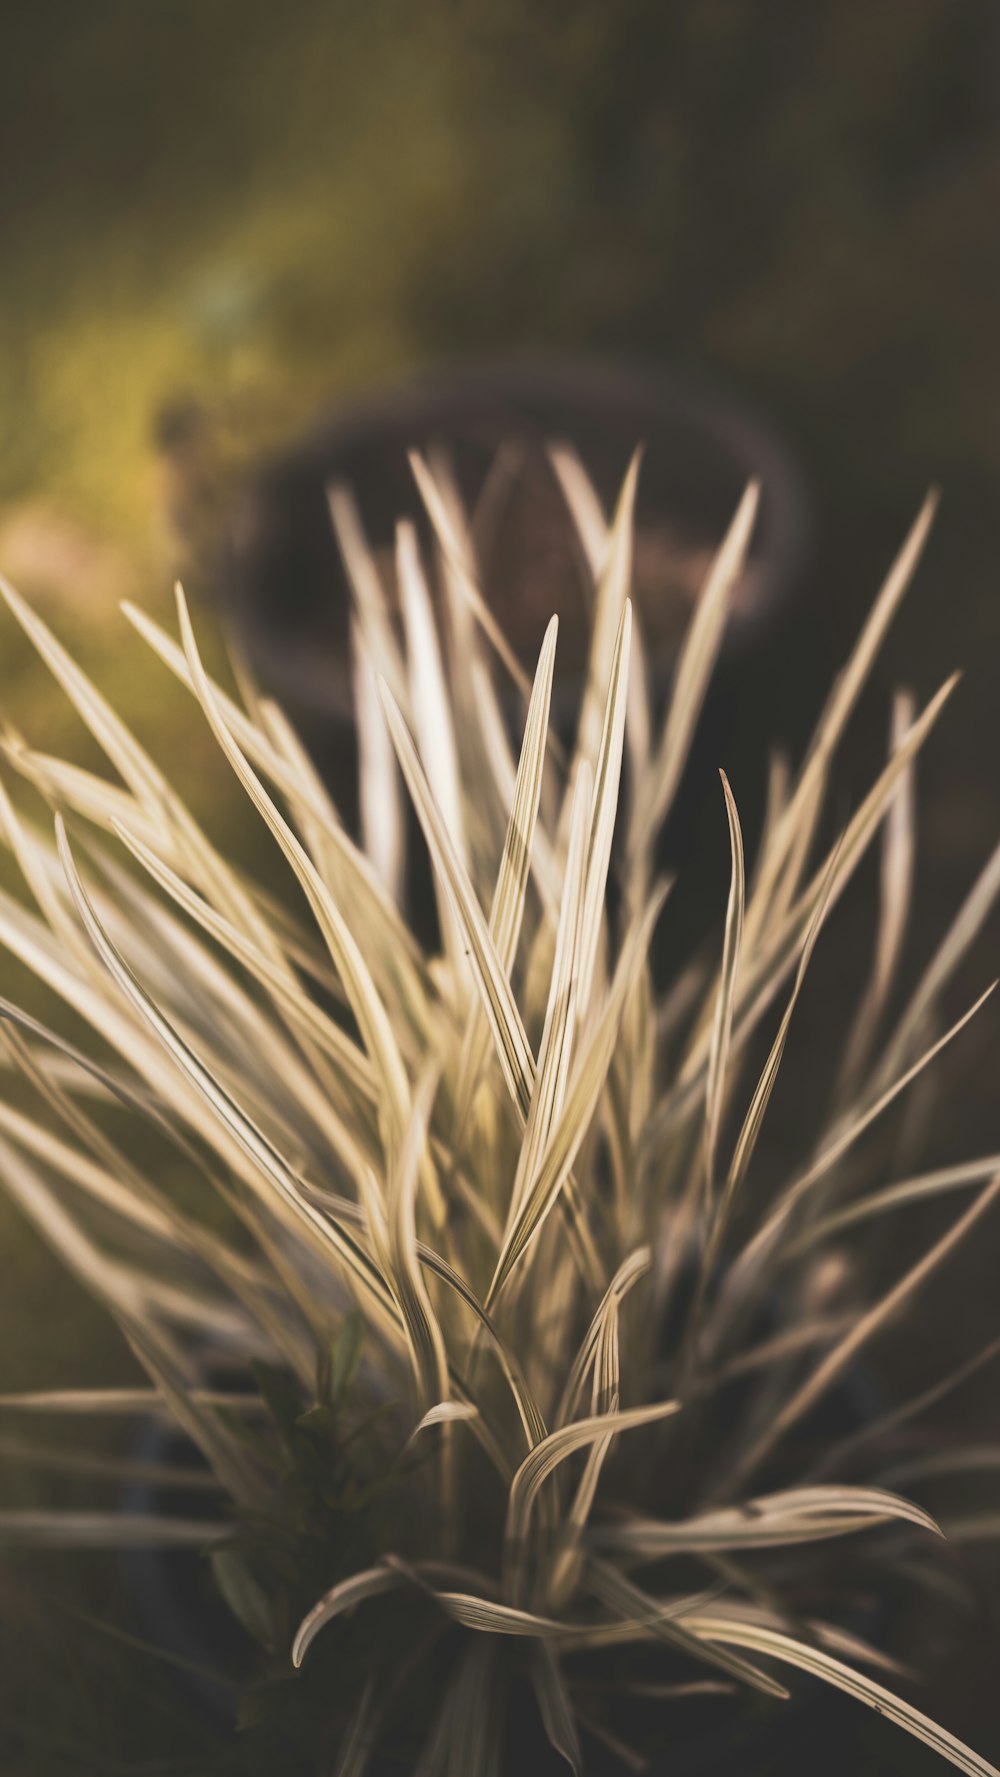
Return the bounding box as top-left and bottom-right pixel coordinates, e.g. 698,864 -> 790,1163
216,358 -> 810,762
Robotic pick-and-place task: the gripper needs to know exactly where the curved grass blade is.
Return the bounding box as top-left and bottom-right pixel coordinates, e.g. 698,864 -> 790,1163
681,1613 -> 998,1777
593,1483 -> 941,1556
733,1172 -> 1000,1488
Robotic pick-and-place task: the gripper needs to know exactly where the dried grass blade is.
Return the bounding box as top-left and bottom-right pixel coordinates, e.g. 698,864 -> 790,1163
703,771 -> 744,1207
556,1247 -> 651,1430
327,485 -> 409,709
408,450 -> 533,703
586,1561 -> 789,1698
352,616 -> 405,904
54,819 -> 399,1329
594,1483 -> 941,1555
0,1511 -> 227,1547
578,601 -> 632,1017
488,885 -> 668,1300
452,618 -> 558,1133
380,683 -> 535,1118
172,587 -> 415,1164
785,1154 -> 1000,1256
506,1400 -> 680,1555
0,1389 -> 266,1416
532,1643 -> 582,1774
871,838 -> 1000,1098
293,1566 -> 407,1668
502,763 -> 591,1238
836,689 -> 916,1098
1,577 -> 166,810
742,981 -> 996,1268
733,1172 -> 1000,1488
574,455 -> 639,777
548,443 -> 607,577
747,494 -> 937,928
111,818 -> 376,1104
716,838 -> 842,1243
386,1072 -> 449,1408
632,483 -> 758,853
681,1615 -> 998,1777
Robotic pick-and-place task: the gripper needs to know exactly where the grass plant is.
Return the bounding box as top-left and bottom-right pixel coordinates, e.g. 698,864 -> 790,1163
0,452 -> 996,1773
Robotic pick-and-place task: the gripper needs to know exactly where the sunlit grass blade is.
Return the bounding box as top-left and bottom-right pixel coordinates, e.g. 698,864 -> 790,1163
548,443 -> 608,578
408,450 -> 533,704
835,689 -> 916,1100
352,615 -> 405,905
573,455 -> 639,778
452,616 -> 559,1133
503,763 -> 590,1238
380,681 -> 535,1119
668,671 -> 961,1128
111,816 -> 376,1099
54,817 -> 401,1336
577,601 -> 632,1018
702,771 -> 744,1207
172,587 -> 417,1162
487,885 -> 668,1302
1,575 -> 167,812
327,484 -> 409,710
631,482 -> 759,855
122,597 -> 432,1034
705,838 -> 843,1277
386,1072 -> 449,1409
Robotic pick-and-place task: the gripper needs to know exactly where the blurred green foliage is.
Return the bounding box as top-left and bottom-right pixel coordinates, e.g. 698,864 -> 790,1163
1,0 -> 998,547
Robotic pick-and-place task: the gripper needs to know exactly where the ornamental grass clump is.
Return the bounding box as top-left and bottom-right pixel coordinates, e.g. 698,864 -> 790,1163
0,450 -> 997,1775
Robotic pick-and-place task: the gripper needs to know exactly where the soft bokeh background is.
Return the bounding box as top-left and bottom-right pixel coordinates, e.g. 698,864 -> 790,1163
1,2 -> 998,1770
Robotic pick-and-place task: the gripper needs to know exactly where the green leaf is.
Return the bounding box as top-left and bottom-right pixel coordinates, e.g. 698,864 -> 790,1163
210,1547 -> 277,1649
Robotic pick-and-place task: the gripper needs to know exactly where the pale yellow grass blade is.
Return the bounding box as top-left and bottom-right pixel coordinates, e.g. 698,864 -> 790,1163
631,482 -> 759,855
503,763 -> 591,1238
573,456 -> 639,778
352,614 -> 405,903
746,493 -> 937,933
380,682 -> 535,1118
703,771 -> 744,1206
578,601 -> 632,1018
